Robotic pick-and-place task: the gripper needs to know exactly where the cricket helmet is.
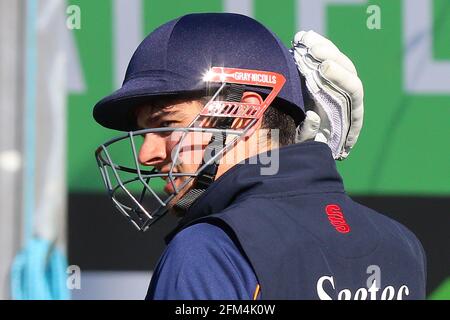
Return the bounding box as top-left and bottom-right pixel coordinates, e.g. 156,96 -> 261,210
94,13 -> 305,231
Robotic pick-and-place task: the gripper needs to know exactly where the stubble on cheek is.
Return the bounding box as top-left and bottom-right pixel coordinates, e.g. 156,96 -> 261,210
164,132 -> 211,217
165,176 -> 196,217
163,159 -> 199,217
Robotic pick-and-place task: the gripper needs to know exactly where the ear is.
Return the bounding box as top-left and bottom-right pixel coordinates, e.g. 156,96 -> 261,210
241,91 -> 263,105
233,91 -> 264,138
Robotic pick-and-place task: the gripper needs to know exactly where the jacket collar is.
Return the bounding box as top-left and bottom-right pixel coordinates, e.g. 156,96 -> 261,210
166,141 -> 344,243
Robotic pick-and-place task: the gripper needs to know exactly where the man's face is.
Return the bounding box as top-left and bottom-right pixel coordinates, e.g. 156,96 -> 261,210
136,99 -> 208,213
135,92 -> 266,216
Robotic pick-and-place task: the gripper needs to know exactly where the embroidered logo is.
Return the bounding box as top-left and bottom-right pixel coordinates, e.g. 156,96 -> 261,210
325,204 -> 350,234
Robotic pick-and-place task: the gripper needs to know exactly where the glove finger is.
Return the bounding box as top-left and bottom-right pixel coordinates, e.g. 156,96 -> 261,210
345,103 -> 364,149
293,30 -> 307,45
296,110 -> 321,142
315,132 -> 329,144
295,30 -> 339,53
310,43 -> 357,75
294,31 -> 357,75
319,60 -> 364,107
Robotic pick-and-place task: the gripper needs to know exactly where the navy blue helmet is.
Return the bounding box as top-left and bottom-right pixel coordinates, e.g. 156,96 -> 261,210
94,13 -> 306,231
94,13 -> 305,131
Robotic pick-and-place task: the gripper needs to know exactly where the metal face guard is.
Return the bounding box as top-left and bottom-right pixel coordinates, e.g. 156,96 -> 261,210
95,67 -> 286,232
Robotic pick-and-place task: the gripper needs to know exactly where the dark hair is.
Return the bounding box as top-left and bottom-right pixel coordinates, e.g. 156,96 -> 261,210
261,105 -> 297,146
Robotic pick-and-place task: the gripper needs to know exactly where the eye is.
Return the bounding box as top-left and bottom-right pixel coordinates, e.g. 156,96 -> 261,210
160,121 -> 177,127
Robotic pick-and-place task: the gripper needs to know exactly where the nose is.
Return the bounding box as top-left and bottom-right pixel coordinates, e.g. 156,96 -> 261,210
138,133 -> 168,166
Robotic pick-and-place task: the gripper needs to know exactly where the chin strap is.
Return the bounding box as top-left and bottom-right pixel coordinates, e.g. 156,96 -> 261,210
173,84 -> 245,212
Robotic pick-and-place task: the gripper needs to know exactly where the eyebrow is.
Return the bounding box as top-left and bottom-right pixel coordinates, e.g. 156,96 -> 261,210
137,106 -> 179,128
149,108 -> 178,121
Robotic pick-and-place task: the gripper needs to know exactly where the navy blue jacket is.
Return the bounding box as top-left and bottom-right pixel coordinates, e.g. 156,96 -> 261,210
147,141 -> 427,300
147,222 -> 260,299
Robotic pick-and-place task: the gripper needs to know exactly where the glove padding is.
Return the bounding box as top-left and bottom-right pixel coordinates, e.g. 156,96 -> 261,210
291,30 -> 364,160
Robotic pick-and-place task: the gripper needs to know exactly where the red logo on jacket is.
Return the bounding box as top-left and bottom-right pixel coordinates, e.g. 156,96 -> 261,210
325,204 -> 351,234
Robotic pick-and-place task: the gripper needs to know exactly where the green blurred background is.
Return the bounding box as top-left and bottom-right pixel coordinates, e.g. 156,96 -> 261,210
68,0 -> 450,195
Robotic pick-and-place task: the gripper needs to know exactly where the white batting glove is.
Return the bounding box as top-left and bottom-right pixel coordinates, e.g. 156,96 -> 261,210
291,30 -> 364,160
